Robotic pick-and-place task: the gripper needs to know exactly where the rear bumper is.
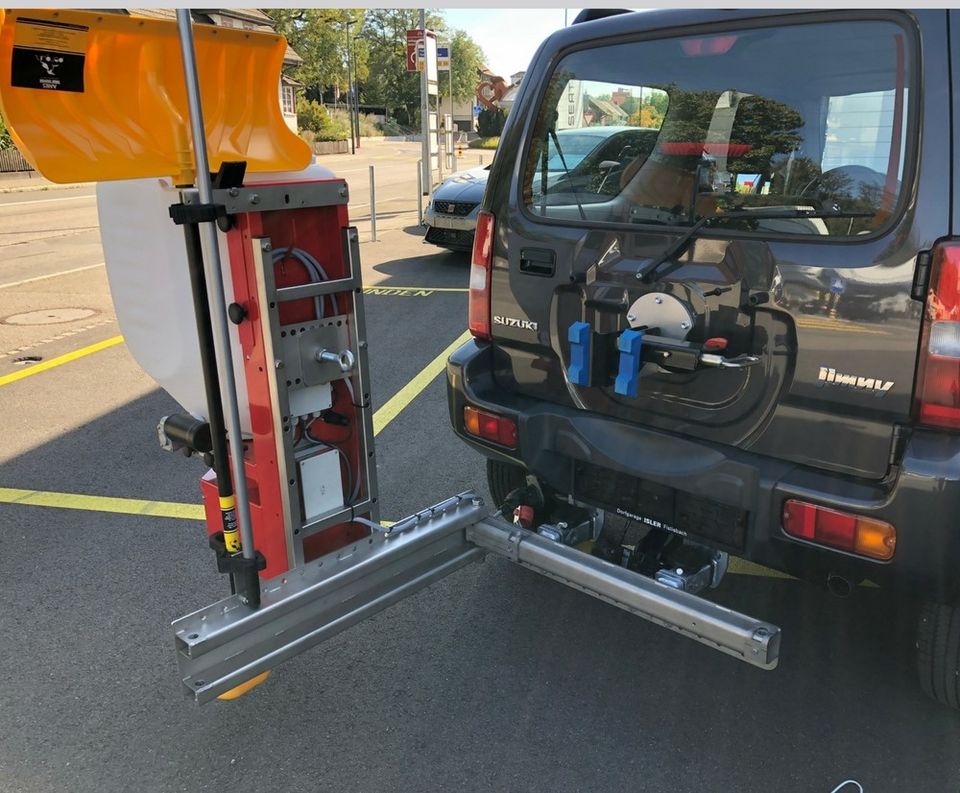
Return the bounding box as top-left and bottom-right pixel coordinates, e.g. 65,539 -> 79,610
447,339 -> 960,605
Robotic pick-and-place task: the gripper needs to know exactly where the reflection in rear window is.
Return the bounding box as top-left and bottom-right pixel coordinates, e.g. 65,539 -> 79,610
523,20 -> 911,237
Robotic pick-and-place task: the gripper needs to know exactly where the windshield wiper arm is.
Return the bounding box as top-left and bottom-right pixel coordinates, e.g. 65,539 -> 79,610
636,207 -> 873,283
548,128 -> 587,221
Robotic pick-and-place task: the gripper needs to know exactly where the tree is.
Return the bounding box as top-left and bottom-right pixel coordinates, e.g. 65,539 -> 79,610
438,29 -> 486,104
266,10 -> 368,100
628,104 -> 665,129
477,108 -> 506,138
0,111 -> 12,150
358,9 -> 445,125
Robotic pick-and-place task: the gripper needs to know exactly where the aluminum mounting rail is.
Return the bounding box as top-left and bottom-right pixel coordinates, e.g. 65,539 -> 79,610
174,491 -> 781,703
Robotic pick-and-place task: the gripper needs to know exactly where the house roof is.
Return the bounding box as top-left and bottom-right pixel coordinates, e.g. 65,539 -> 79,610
587,96 -> 628,119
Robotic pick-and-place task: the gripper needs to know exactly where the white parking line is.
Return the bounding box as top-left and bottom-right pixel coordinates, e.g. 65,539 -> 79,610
351,196 -> 413,209
0,262 -> 105,290
0,193 -> 95,208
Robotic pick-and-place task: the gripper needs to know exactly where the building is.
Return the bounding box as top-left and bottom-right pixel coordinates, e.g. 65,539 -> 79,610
122,9 -> 303,133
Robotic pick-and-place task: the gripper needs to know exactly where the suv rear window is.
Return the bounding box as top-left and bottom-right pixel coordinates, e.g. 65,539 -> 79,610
522,18 -> 913,237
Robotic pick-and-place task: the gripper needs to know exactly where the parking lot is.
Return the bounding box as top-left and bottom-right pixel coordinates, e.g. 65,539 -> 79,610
1,141 -> 959,793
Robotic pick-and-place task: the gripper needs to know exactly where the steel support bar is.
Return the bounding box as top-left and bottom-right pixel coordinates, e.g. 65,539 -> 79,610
173,492 -> 486,703
467,519 -> 781,670
175,10 -> 255,566
274,274 -> 361,303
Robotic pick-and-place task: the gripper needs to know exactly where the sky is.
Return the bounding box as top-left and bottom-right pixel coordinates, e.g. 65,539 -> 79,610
440,9 -> 583,80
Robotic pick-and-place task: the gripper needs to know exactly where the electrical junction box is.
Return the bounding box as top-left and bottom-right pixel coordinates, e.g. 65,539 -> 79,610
299,448 -> 345,523
289,382 -> 333,418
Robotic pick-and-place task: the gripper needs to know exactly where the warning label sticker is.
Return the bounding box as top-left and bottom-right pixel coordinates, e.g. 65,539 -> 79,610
11,18 -> 87,92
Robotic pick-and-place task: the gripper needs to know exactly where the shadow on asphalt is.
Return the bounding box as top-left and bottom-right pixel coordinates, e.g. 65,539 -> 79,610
372,251 -> 469,286
4,228 -> 960,792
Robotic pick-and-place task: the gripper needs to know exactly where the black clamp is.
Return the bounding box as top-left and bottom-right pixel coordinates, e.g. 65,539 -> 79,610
169,161 -> 247,231
208,531 -> 267,608
169,201 -> 229,227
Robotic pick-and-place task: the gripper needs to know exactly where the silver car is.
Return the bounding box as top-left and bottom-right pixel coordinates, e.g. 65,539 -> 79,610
424,127 -> 656,252
424,165 -> 489,252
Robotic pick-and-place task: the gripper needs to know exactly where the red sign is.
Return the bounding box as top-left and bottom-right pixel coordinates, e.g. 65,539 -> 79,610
406,30 -> 422,72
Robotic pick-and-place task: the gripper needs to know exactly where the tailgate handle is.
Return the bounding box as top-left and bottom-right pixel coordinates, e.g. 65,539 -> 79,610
520,248 -> 555,277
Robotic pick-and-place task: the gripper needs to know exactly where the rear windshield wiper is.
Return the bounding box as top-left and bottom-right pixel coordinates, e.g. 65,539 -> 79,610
544,127 -> 586,221
636,207 -> 873,283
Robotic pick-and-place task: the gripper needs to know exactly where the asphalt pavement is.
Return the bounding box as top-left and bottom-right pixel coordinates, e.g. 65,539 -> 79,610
1,142 -> 959,793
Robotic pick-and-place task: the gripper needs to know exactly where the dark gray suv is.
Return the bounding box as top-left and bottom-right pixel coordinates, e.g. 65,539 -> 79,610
446,9 -> 960,707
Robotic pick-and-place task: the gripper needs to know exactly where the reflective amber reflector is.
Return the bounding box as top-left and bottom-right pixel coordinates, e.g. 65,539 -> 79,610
464,406 -> 481,437
854,517 -> 897,561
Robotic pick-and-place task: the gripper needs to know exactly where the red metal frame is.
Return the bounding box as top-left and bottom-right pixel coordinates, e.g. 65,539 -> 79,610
200,179 -> 368,579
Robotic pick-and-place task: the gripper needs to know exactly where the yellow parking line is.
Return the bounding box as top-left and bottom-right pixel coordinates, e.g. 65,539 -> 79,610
728,557 -> 793,579
0,487 -> 205,520
0,324 -> 801,583
0,485 -> 793,579
363,285 -> 467,295
1,330 -> 472,520
0,335 -> 123,388
373,329 -> 472,436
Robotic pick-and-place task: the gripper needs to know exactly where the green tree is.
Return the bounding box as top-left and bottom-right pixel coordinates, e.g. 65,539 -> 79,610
296,97 -> 329,134
477,108 -> 506,138
358,9 -> 444,125
266,9 -> 368,100
438,29 -> 486,103
0,110 -> 13,150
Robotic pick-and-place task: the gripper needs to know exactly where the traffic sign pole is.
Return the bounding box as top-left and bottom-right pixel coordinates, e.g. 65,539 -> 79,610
419,9 -> 429,196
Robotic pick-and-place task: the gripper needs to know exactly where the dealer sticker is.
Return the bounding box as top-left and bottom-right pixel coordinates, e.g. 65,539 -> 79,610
11,17 -> 88,93
615,507 -> 688,538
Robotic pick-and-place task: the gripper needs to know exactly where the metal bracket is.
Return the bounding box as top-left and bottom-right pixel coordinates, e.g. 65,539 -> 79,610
468,519 -> 781,670
173,492 -> 486,703
174,492 -> 782,703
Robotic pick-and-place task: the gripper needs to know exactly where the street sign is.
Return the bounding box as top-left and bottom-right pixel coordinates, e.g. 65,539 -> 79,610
416,44 -> 425,72
406,30 -> 421,72
437,45 -> 450,71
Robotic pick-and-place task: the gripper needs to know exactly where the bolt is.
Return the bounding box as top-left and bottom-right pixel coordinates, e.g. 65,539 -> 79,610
471,497 -> 483,507
249,193 -> 260,205
676,568 -> 684,575
627,314 -> 636,322
654,296 -> 663,305
228,187 -> 240,197
359,340 -> 368,349
635,272 -> 644,280
753,627 -> 770,640
275,359 -> 284,370
680,321 -> 690,330
339,187 -> 348,198
262,241 -> 272,252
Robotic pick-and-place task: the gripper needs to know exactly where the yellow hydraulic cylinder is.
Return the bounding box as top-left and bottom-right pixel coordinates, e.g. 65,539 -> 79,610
0,9 -> 311,184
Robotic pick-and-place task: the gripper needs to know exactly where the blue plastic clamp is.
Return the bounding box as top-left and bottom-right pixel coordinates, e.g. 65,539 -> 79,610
614,329 -> 645,397
567,321 -> 592,386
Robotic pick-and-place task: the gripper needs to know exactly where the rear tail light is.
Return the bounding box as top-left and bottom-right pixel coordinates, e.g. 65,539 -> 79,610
782,500 -> 896,561
916,242 -> 960,429
463,405 -> 517,448
468,210 -> 495,340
